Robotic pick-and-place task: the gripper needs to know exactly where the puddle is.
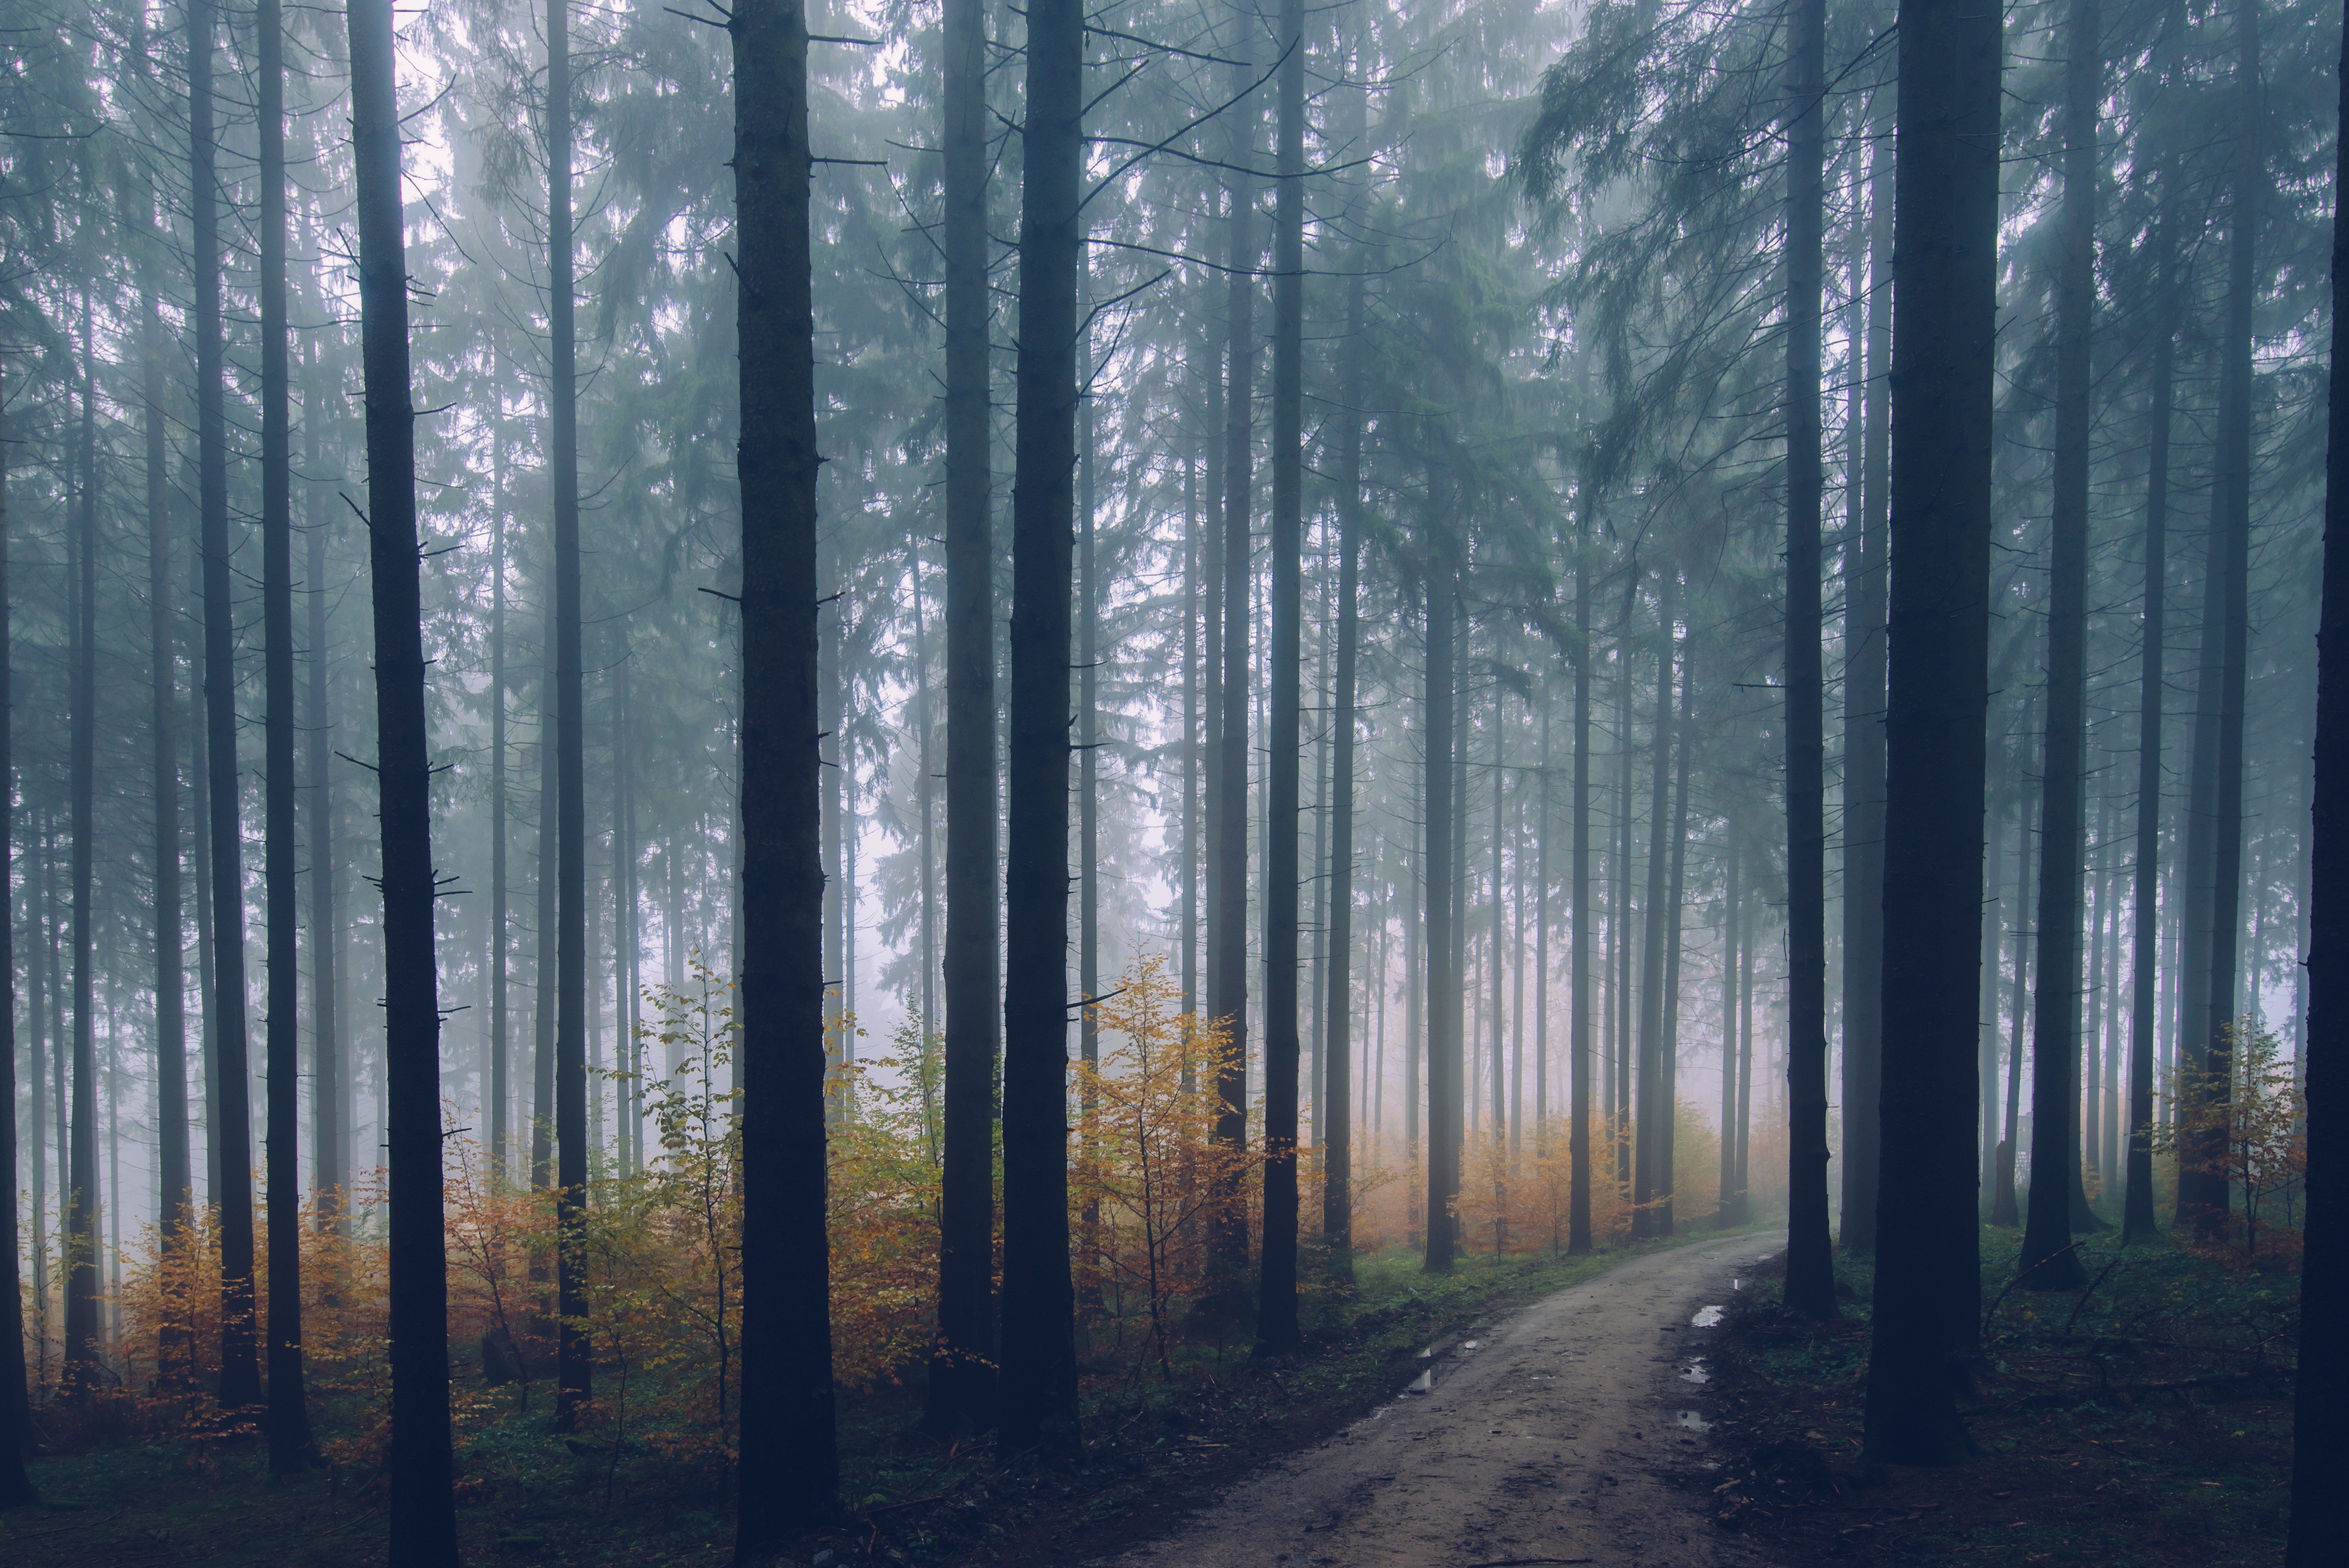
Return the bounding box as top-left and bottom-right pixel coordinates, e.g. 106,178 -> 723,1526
1691,1304 -> 1724,1328
1462,1340 -> 1481,1351
1406,1369 -> 1434,1394
1675,1410 -> 1714,1433
1681,1358 -> 1711,1384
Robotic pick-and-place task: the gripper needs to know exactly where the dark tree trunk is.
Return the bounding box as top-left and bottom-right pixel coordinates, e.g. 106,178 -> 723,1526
2286,14 -> 2349,1555
1183,452 -> 1200,1021
547,0 -> 594,1428
1569,469 -> 1594,1253
1736,891 -> 1754,1219
1781,0 -> 1835,1320
0,401 -> 35,1503
997,0 -> 1084,1460
1979,786 -> 2004,1199
26,806 -> 45,1385
1208,14 -> 1257,1287
191,0 -> 261,1413
259,0 -> 312,1461
2123,108 -> 2181,1246
1863,0 -> 2000,1467
1536,686 -> 1553,1142
64,294 -> 100,1398
1077,278 -> 1103,1324
926,0 -> 998,1441
307,349 -> 343,1226
144,277 -> 192,1376
1633,575 -> 1676,1239
730,0 -> 840,1542
1994,779 -> 2033,1227
1256,0 -> 1305,1355
1719,845 -> 1740,1227
489,397 -> 508,1180
533,600 -> 558,1193
1839,121 -> 1890,1257
1612,649 -> 1634,1198
2019,0 -> 2101,1291
347,0 -> 459,1555
2192,0 -> 2261,1239
1322,260 -> 1365,1257
1422,519 -> 1459,1274
1492,694 -> 1507,1143
1659,652 -> 1694,1235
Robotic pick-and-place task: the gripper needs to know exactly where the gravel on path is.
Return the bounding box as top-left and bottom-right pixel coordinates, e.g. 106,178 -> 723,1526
1096,1231 -> 1788,1568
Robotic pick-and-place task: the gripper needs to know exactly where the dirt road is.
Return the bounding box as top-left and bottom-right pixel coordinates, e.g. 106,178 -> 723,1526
1097,1232 -> 1787,1568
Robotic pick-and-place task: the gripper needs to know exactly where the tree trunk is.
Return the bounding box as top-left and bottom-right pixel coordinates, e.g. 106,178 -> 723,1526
1736,889 -> 1754,1220
1840,117 -> 1891,1256
1536,692 -> 1553,1151
729,0 -> 840,1541
1863,0 -> 2001,1466
1719,845 -> 1740,1227
2018,0 -> 2101,1291
1979,782 -> 2007,1202
489,386 -> 509,1180
191,0 -> 261,1412
997,0 -> 1084,1461
305,345 -> 344,1228
63,293 -> 101,1398
2286,13 -> 2349,1553
546,0 -> 594,1427
1994,777 -> 2033,1227
1255,0 -> 1306,1353
144,276 -> 192,1376
1659,652 -> 1695,1235
1634,574 -> 1677,1240
926,0 -> 997,1440
1183,450 -> 1200,1020
1613,648 -> 1634,1199
0,398 -> 34,1502
1208,12 -> 1257,1287
532,598 -> 558,1193
2123,110 -> 2180,1244
1422,513 -> 1459,1274
2192,0 -> 2261,1239
1781,0 -> 1836,1320
1321,260 -> 1365,1258
348,0 -> 458,1553
1569,468 -> 1594,1253
260,0 -> 312,1462
1491,692 -> 1507,1142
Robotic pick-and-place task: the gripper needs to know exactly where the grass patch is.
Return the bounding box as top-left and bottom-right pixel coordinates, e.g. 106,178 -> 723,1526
1705,1226 -> 2296,1566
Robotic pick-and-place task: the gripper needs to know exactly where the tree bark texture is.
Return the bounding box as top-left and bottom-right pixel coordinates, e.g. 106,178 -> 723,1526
1839,118 -> 1891,1256
1781,0 -> 1836,1320
1257,0 -> 1306,1354
927,0 -> 998,1440
191,0 -> 261,1414
1863,0 -> 2000,1467
260,0 -> 312,1462
2286,14 -> 2349,1556
347,0 -> 460,1555
730,0 -> 841,1541
998,0 -> 1084,1461
2019,0 -> 2100,1291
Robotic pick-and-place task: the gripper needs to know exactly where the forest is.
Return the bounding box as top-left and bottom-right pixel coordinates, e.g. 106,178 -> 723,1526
0,0 -> 2345,1562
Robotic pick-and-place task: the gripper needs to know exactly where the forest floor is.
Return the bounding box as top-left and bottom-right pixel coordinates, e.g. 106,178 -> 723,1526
0,1226 -> 1774,1567
1701,1227 -> 2299,1568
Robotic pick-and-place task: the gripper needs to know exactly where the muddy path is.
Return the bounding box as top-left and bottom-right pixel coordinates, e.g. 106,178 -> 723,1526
1096,1231 -> 1787,1568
